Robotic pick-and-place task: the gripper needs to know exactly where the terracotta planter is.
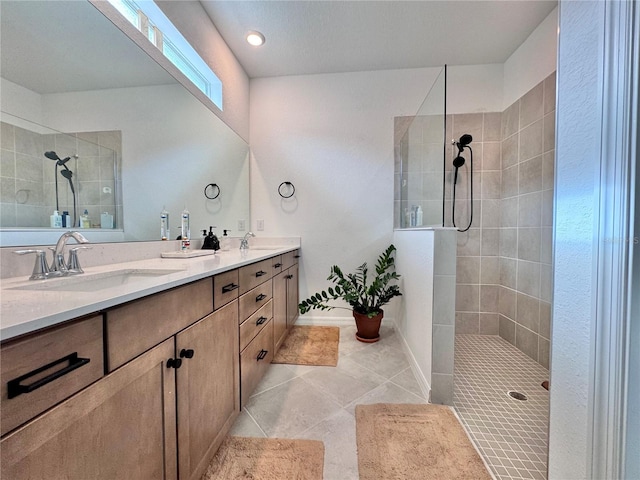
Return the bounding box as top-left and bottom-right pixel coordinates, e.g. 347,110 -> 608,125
353,309 -> 383,343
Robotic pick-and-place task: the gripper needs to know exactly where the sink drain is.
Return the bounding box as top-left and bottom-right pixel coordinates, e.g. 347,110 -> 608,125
507,390 -> 527,401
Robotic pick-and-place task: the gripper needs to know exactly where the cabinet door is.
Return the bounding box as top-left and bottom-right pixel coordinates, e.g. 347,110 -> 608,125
1,339 -> 177,480
286,264 -> 299,328
176,300 -> 240,480
273,270 -> 288,352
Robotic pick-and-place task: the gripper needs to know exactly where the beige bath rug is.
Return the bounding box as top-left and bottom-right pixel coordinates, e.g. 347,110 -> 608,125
201,436 -> 324,480
272,325 -> 339,366
356,403 -> 492,480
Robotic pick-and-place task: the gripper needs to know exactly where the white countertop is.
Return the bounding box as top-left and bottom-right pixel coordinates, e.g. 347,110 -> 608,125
0,246 -> 298,341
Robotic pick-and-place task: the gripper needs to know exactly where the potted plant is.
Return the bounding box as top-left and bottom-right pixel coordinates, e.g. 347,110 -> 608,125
298,245 -> 402,343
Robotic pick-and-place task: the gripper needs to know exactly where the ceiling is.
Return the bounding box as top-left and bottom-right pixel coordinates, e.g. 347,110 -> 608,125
200,0 -> 557,79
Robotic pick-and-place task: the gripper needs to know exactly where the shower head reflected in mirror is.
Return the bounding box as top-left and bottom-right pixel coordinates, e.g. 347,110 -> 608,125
453,155 -> 465,185
44,150 -> 71,166
455,134 -> 473,153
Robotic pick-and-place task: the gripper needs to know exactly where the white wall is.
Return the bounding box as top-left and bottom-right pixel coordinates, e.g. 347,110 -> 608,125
250,66 -> 502,322
503,7 -> 558,109
392,229 -> 435,392
0,79 -> 42,125
548,1 -> 603,478
447,64 -> 504,114
157,1 -> 250,142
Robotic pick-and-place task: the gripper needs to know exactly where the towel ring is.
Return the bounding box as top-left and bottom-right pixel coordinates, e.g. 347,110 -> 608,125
204,183 -> 220,200
278,181 -> 295,198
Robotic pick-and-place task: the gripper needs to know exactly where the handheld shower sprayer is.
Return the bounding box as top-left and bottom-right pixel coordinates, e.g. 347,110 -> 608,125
44,150 -> 78,227
451,134 -> 474,232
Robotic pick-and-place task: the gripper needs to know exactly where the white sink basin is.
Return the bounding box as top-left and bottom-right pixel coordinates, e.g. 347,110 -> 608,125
12,269 -> 184,292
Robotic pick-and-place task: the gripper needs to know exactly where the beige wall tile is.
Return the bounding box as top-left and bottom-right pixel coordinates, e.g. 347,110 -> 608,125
544,71 -> 557,115
481,199 -> 501,227
433,275 -> 456,326
500,228 -> 518,258
481,171 -> 501,199
543,112 -> 556,153
501,165 -> 519,198
480,285 -> 499,313
539,301 -> 551,339
501,197 -> 518,227
542,189 -> 554,226
517,260 -> 541,297
499,315 -> 516,345
481,228 -> 500,256
542,151 -> 555,190
456,256 -> 480,284
455,312 -> 479,334
479,313 -> 499,335
481,257 -> 500,284
538,338 -> 550,369
501,134 -> 519,169
498,286 -> 516,319
518,192 -> 542,227
518,227 -> 541,262
453,113 -> 483,143
516,293 -> 540,333
500,257 -> 517,289
519,82 -> 544,128
483,142 -> 501,171
483,112 -> 502,142
433,325 -> 455,373
502,101 -> 519,139
519,155 -> 543,195
457,228 -> 481,256
456,284 -> 480,312
540,227 -> 553,264
519,120 -> 543,162
515,325 -> 539,362
540,263 -> 553,303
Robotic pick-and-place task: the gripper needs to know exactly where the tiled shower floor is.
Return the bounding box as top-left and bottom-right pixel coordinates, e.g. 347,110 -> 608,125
454,334 -> 550,480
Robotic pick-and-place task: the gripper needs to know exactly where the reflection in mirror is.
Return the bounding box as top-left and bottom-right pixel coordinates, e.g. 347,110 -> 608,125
0,0 -> 250,246
1,113 -> 121,230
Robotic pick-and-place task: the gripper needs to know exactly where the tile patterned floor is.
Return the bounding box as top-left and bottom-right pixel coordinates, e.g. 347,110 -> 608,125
229,324 -> 428,480
454,334 -> 550,480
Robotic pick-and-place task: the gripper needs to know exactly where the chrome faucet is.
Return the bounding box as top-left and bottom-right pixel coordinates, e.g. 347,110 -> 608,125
239,231 -> 255,251
50,231 -> 90,274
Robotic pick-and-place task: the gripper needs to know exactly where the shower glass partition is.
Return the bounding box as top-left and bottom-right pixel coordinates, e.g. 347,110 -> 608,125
394,65 -> 446,229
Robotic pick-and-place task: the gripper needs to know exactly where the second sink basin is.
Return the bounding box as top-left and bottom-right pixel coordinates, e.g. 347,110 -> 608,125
12,269 -> 184,292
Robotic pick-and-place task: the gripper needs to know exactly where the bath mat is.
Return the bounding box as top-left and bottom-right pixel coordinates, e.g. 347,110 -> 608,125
356,403 -> 492,480
272,325 -> 339,366
201,436 -> 324,480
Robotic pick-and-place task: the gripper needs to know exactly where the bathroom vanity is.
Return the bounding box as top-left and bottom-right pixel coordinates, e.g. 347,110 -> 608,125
0,244 -> 299,480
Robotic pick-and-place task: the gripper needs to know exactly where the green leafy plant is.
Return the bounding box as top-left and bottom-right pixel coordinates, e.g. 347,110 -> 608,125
299,244 -> 402,318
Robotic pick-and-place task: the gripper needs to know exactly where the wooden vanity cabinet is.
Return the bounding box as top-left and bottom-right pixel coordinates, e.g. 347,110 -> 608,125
176,300 -> 239,480
1,338 -> 177,480
273,250 -> 300,352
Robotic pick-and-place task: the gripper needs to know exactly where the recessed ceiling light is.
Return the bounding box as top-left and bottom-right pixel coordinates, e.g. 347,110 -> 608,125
246,31 -> 265,47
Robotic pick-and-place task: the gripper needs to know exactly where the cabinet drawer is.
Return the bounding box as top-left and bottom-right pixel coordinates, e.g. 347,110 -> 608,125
239,300 -> 273,352
106,279 -> 213,371
239,280 -> 272,321
281,250 -> 300,270
271,255 -> 283,275
213,269 -> 239,310
240,319 -> 273,407
1,315 -> 104,436
239,259 -> 273,294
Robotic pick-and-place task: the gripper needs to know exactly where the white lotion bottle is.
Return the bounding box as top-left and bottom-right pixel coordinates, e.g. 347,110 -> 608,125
416,206 -> 423,226
180,206 -> 190,251
50,210 -> 62,228
160,206 -> 170,240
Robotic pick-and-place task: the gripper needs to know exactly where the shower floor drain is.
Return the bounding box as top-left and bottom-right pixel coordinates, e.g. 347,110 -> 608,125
507,390 -> 528,401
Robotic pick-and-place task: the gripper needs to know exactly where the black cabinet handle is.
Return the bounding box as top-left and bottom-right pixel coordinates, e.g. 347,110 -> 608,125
180,349 -> 195,359
294,255 -> 300,258
255,270 -> 267,277
7,352 -> 90,399
256,293 -> 267,302
256,349 -> 268,361
222,283 -> 239,293
256,316 -> 267,326
285,274 -> 294,280
273,263 -> 282,268
167,358 -> 182,369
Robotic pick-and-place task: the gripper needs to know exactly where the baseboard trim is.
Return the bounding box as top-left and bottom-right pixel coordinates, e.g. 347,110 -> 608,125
391,319 -> 431,402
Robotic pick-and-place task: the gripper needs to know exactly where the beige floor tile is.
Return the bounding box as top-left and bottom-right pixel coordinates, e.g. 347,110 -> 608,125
346,342 -> 410,379
344,381 -> 426,415
388,367 -> 427,399
228,410 -> 266,437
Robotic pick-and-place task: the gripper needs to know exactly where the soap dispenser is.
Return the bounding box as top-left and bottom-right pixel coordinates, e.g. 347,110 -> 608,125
221,229 -> 231,251
202,226 -> 220,251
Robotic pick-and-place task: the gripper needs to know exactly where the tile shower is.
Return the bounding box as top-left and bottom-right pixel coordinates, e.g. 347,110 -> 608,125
0,121 -> 122,229
452,72 -> 555,368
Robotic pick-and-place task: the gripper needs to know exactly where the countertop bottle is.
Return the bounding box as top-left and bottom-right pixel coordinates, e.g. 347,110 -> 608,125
160,206 -> 170,240
180,206 -> 190,251
80,210 -> 90,228
50,210 -> 62,228
221,229 -> 231,251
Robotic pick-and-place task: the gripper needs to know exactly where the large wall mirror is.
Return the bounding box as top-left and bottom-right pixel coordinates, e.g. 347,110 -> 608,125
0,0 -> 250,246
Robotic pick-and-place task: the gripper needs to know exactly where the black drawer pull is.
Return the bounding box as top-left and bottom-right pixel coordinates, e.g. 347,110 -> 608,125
167,358 -> 182,369
222,283 -> 239,293
294,255 -> 300,258
256,316 -> 268,326
7,352 -> 90,399
273,263 -> 282,268
256,349 -> 268,361
180,349 -> 195,359
285,274 -> 294,280
256,293 -> 267,302
255,270 -> 267,277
